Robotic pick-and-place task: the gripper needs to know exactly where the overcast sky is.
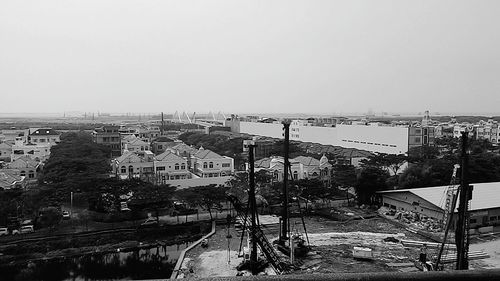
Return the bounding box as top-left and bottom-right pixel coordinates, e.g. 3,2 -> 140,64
1,0 -> 499,115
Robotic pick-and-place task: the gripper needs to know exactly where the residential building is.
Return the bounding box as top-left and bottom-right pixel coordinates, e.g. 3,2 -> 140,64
0,169 -> 26,190
93,126 -> 121,157
154,151 -> 192,182
293,155 -> 333,186
29,128 -> 60,145
11,137 -> 51,162
377,182 -> 500,229
5,156 -> 41,180
0,128 -> 29,143
167,143 -> 198,158
408,126 -> 436,151
254,156 -> 304,182
0,142 -> 12,162
121,135 -> 150,154
151,137 -> 176,155
112,150 -> 155,179
475,119 -> 499,144
191,147 -> 234,178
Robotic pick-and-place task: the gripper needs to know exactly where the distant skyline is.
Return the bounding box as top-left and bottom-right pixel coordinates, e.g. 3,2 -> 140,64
1,1 -> 500,114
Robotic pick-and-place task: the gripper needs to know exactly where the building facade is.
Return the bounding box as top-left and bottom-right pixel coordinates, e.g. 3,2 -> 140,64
93,126 -> 121,157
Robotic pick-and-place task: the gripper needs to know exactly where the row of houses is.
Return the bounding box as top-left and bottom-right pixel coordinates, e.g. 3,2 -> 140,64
0,128 -> 60,190
111,143 -> 234,187
0,128 -> 60,162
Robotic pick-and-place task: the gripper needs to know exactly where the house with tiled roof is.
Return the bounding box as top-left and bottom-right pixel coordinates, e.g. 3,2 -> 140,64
254,156 -> 304,182
0,169 -> 26,190
121,136 -> 150,154
167,143 -> 198,158
191,147 -> 234,178
154,151 -> 192,183
151,137 -> 176,155
29,128 -> 60,145
293,155 -> 333,186
112,151 -> 155,179
6,156 -> 41,180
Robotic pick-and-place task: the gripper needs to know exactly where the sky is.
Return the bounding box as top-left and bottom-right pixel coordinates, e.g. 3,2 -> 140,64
1,0 -> 500,116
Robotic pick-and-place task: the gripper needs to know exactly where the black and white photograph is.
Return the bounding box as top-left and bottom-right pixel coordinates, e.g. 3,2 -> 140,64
1,1 -> 500,280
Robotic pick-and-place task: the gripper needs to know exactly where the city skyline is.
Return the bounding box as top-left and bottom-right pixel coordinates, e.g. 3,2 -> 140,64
1,1 -> 500,114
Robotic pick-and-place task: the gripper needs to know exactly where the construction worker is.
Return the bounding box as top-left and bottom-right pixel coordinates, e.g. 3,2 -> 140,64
420,244 -> 428,264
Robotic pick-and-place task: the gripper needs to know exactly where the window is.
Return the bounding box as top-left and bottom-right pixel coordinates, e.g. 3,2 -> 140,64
121,166 -> 126,173
414,137 -> 421,143
490,216 -> 497,221
175,163 -> 179,170
470,218 -> 477,224
20,170 -> 26,176
209,162 -> 214,168
128,165 -> 134,174
203,162 -> 208,169
181,164 -> 186,170
222,163 -> 230,168
293,171 -> 298,180
141,146 -> 144,151
156,166 -> 165,171
158,145 -> 163,150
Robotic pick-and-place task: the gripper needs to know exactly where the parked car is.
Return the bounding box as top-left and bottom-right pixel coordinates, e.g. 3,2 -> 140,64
0,227 -> 9,236
62,211 -> 70,219
120,202 -> 131,212
12,225 -> 34,235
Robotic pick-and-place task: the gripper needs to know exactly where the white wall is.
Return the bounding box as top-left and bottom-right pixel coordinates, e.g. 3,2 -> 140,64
238,121 -> 409,154
336,124 -> 409,154
240,122 -> 283,139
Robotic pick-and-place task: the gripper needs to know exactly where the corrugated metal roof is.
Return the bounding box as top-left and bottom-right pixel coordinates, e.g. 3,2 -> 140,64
378,182 -> 500,211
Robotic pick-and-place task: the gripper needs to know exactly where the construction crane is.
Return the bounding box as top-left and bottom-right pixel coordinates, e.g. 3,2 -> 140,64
433,132 -> 473,270
434,164 -> 460,270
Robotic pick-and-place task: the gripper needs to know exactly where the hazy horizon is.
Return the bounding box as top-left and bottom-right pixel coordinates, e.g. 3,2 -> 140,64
2,1 -> 500,114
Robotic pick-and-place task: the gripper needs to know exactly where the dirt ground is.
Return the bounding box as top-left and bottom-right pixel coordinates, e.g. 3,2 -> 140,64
178,215 -> 500,278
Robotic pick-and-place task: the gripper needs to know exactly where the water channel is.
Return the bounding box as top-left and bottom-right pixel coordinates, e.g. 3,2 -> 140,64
1,242 -> 189,281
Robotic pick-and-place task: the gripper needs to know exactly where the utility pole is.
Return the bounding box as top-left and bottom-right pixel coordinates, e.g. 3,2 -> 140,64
456,131 -> 472,270
247,143 -> 258,274
280,120 -> 291,243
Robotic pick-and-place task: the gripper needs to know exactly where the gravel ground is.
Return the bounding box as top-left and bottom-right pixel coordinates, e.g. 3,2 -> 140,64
178,214 -> 500,278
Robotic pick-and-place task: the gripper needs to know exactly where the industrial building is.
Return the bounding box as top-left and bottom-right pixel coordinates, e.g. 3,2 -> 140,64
377,182 -> 500,229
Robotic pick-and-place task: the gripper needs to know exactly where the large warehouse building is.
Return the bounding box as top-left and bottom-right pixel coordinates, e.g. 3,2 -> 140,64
377,182 -> 500,229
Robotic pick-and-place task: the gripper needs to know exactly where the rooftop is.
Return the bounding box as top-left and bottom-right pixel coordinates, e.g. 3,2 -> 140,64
378,182 -> 500,212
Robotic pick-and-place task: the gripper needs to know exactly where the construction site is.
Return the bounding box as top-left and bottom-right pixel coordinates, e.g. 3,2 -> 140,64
170,124 -> 500,279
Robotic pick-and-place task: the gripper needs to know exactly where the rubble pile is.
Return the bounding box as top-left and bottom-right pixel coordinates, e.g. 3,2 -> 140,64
379,207 -> 444,233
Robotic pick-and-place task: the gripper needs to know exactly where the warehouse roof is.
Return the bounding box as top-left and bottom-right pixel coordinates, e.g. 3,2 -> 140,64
378,182 -> 500,212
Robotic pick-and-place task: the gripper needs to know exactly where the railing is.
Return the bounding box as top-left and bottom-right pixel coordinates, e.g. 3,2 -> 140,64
195,269 -> 500,281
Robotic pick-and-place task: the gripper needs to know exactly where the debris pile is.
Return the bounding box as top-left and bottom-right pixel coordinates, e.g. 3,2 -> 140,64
379,207 -> 443,232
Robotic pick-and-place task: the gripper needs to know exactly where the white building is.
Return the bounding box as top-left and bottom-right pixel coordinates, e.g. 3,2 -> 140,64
29,128 -> 60,145
11,137 -> 51,162
226,118 -> 409,155
191,147 -> 234,178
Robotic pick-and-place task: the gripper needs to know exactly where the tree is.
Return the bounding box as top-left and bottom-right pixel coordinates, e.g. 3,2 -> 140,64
355,166 -> 389,205
130,183 -> 176,223
176,185 -> 227,220
38,207 -> 62,228
39,132 -> 111,194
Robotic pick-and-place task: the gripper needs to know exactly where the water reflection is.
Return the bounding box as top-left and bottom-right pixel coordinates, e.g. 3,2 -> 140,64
1,242 -> 189,281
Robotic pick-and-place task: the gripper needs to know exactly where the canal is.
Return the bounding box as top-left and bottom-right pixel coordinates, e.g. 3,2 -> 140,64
0,242 -> 189,280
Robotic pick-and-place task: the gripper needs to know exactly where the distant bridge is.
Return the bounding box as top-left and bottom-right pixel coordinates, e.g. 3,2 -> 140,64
170,111 -> 227,127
